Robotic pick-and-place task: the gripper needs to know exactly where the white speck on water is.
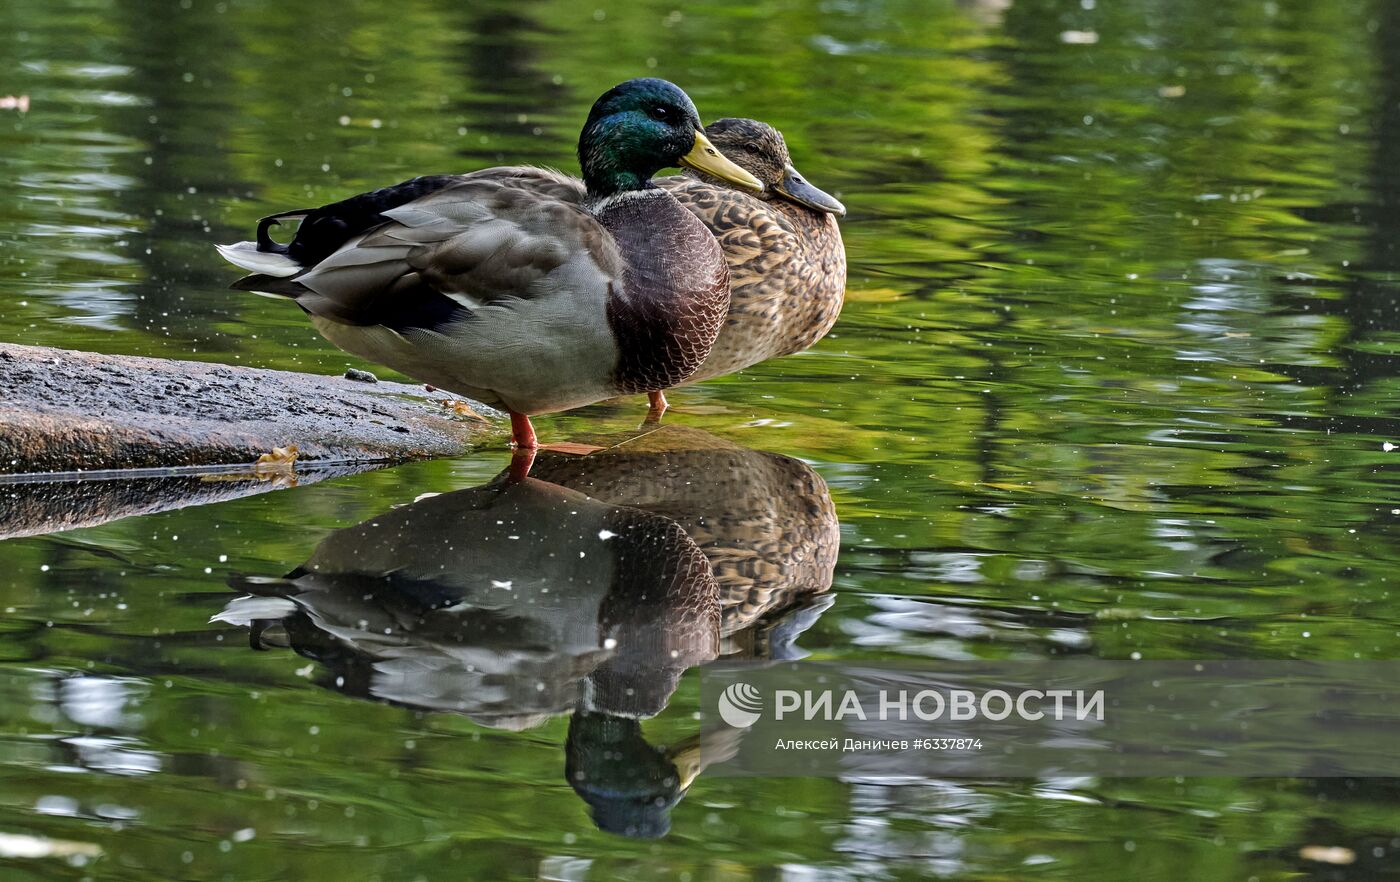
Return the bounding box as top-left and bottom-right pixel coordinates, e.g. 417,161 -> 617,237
603,637 -> 617,649
598,529 -> 616,540
1383,441 -> 1396,452
218,554 -> 228,563
34,795 -> 80,816
0,833 -> 102,860
491,580 -> 513,590
1060,29 -> 1099,44
295,664 -> 314,678
39,565 -> 49,572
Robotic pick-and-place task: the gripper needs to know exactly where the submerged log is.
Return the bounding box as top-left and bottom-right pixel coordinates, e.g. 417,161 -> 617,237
0,343 -> 505,475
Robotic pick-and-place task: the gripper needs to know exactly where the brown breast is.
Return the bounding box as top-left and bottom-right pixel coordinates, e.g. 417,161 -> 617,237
764,200 -> 847,358
594,191 -> 731,394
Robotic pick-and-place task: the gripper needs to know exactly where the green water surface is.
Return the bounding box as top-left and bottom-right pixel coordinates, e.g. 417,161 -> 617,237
3,0 -> 1400,878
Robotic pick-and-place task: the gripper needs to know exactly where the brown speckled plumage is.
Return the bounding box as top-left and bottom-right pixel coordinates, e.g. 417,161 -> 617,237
657,119 -> 847,383
529,426 -> 839,644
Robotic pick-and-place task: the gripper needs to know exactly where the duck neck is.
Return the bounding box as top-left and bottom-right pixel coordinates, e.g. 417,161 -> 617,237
585,171 -> 653,202
579,123 -> 668,201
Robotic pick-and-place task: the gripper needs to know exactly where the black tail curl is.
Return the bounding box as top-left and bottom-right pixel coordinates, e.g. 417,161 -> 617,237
254,209 -> 313,254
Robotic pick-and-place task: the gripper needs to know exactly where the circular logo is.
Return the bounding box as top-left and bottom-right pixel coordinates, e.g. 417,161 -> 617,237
717,682 -> 763,728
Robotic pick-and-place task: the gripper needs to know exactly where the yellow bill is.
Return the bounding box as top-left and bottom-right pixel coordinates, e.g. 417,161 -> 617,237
680,130 -> 763,192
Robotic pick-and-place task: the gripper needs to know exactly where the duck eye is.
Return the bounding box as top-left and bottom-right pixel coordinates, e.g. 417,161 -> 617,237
745,144 -> 762,156
648,105 -> 674,123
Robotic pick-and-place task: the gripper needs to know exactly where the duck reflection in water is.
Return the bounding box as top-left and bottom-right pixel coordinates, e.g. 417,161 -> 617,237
217,426 -> 838,838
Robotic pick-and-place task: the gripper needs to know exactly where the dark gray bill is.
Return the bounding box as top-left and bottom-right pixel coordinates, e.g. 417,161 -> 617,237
774,163 -> 845,216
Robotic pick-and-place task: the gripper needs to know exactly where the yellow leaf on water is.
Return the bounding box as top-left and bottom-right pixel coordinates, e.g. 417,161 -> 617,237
540,442 -> 604,456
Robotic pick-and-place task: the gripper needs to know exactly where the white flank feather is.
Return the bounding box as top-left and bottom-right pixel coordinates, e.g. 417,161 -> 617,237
215,241 -> 302,277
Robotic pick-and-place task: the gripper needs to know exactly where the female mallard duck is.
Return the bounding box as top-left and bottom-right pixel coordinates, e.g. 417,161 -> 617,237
215,79 -> 762,449
529,425 -> 839,656
646,117 -> 847,412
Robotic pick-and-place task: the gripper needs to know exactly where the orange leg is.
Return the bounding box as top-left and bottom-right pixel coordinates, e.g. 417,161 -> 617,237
507,447 -> 537,482
646,390 -> 669,422
509,411 -> 538,450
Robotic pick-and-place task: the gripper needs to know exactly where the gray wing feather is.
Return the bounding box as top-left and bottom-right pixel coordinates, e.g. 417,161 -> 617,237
288,170 -> 616,327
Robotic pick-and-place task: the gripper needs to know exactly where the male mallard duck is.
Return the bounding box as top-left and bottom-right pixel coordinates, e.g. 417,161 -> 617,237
215,472 -> 719,727
566,711 -> 740,839
645,118 -> 847,412
215,79 -> 761,449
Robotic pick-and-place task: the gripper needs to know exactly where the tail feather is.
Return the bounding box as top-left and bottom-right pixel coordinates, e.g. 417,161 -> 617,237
229,273 -> 310,298
215,241 -> 303,277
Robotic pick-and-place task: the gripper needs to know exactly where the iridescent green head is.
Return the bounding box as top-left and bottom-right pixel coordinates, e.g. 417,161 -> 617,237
578,78 -> 761,199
